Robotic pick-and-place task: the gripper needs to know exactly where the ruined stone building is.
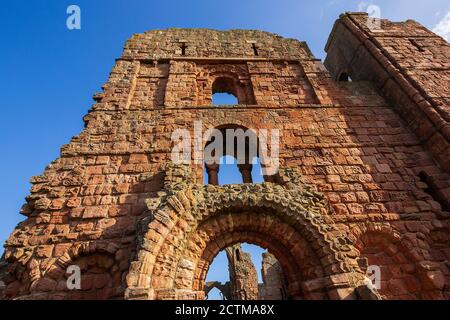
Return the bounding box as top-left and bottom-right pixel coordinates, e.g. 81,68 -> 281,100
1,12 -> 449,300
260,252 -> 288,300
225,245 -> 259,300
204,244 -> 259,300
204,246 -> 285,301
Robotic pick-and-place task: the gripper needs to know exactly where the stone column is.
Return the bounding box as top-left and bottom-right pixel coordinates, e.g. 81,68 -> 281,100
261,164 -> 276,183
238,164 -> 253,183
260,252 -> 286,300
205,163 -> 220,185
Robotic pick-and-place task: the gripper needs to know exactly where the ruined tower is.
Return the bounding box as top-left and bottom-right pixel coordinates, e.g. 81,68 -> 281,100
225,244 -> 259,300
260,252 -> 287,300
1,13 -> 449,300
204,244 -> 260,300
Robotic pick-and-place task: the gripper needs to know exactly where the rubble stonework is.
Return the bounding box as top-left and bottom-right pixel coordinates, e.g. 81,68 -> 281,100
225,244 -> 259,300
1,12 -> 450,300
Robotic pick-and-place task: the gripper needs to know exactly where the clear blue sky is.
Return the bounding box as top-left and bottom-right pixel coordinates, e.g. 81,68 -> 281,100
1,0 -> 449,298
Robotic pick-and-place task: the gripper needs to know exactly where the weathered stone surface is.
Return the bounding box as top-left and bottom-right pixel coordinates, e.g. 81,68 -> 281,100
259,252 -> 287,300
225,244 -> 259,300
2,13 -> 450,300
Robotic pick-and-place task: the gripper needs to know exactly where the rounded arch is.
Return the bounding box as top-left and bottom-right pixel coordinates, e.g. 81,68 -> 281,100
203,123 -> 260,159
348,223 -> 402,248
212,76 -> 238,100
3,241 -> 122,286
26,241 -> 126,300
177,212 -> 326,300
126,183 -> 365,300
211,73 -> 255,105
348,223 -> 445,299
45,241 -> 121,278
203,123 -> 275,184
337,71 -> 351,82
2,242 -> 126,300
204,281 -> 230,300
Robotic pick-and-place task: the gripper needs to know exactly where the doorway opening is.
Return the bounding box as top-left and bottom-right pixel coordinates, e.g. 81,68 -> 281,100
205,243 -> 287,300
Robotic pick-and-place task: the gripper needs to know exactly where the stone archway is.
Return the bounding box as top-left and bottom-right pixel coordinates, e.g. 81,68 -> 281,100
2,240 -> 126,300
204,65 -> 256,105
349,223 -> 446,300
179,212 -> 323,299
204,281 -> 231,300
125,164 -> 370,300
203,123 -> 266,185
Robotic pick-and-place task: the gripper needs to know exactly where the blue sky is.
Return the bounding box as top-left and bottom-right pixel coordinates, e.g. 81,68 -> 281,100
0,0 -> 449,298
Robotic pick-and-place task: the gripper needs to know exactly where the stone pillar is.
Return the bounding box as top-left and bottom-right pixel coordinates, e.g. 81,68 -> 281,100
205,163 -> 220,185
238,164 -> 253,183
225,244 -> 259,300
261,163 -> 278,183
260,252 -> 287,300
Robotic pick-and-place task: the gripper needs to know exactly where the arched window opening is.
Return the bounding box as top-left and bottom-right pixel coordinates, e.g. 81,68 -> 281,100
206,287 -> 225,300
204,243 -> 288,300
252,43 -> 259,56
212,92 -> 238,106
203,125 -> 273,185
205,249 -> 230,300
204,155 -> 242,185
338,72 -> 352,82
212,77 -> 239,106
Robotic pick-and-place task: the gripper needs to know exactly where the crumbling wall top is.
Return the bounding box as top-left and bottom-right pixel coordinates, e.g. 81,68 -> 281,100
122,28 -> 315,60
325,12 -> 445,53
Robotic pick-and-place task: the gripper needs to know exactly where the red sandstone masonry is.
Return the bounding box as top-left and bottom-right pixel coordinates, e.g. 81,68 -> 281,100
0,19 -> 449,300
325,12 -> 450,173
225,245 -> 259,300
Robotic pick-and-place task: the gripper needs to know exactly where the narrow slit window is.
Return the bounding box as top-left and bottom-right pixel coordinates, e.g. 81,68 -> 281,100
235,249 -> 241,261
180,42 -> 187,55
252,43 -> 259,56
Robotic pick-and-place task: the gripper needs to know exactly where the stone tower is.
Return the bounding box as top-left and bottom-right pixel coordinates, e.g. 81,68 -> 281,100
260,252 -> 287,300
1,13 -> 449,300
225,244 -> 259,300
204,244 -> 260,300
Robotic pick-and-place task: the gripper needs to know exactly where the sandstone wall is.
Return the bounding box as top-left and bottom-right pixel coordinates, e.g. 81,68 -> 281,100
260,252 -> 286,300
225,245 -> 259,300
1,21 -> 449,300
